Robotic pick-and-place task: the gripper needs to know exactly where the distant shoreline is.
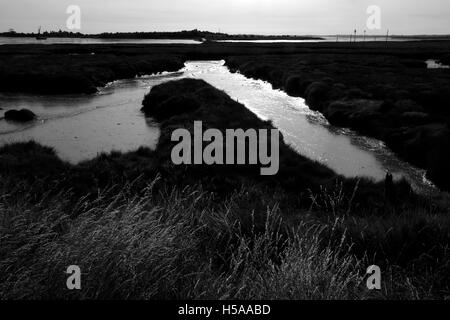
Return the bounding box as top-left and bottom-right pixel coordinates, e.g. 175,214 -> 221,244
2,29 -> 450,41
0,30 -> 324,41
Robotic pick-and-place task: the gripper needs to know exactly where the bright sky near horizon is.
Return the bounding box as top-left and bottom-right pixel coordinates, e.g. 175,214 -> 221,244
0,0 -> 449,35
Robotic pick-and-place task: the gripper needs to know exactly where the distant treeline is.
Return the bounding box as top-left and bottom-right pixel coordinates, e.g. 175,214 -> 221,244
0,29 -> 323,40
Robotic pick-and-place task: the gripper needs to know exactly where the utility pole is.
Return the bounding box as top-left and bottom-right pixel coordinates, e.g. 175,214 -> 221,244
354,29 -> 357,43
363,30 -> 366,43
386,29 -> 389,43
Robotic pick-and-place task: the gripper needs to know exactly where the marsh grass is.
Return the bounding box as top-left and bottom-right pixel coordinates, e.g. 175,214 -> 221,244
0,173 -> 448,300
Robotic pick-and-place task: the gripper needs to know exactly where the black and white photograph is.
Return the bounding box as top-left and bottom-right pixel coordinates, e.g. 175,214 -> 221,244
0,0 -> 449,311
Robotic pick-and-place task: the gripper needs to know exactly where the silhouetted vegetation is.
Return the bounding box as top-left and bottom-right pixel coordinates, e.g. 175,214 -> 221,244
0,52 -> 184,94
0,80 -> 448,299
0,29 -> 323,41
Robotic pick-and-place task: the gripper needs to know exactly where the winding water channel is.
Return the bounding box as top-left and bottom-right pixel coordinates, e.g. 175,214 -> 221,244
0,61 -> 435,192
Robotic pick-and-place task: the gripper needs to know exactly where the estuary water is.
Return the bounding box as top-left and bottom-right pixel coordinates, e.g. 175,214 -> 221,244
0,61 -> 434,191
0,36 -> 422,46
0,37 -> 201,45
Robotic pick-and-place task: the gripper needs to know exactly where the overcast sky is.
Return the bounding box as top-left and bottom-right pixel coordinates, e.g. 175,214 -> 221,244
1,0 -> 449,35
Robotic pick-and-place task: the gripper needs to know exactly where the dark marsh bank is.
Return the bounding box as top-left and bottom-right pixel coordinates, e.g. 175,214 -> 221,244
0,79 -> 449,299
0,48 -> 185,94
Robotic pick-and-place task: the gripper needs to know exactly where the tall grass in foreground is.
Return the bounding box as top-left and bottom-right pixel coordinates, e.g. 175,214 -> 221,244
0,176 -> 448,300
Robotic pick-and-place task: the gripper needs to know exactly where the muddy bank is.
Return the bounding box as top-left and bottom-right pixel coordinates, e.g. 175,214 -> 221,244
226,53 -> 450,191
141,78 -> 340,193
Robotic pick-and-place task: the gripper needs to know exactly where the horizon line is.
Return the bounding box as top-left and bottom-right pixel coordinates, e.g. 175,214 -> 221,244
3,29 -> 450,37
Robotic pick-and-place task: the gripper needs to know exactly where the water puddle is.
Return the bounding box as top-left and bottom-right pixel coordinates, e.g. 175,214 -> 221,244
0,73 -> 186,162
426,59 -> 450,69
